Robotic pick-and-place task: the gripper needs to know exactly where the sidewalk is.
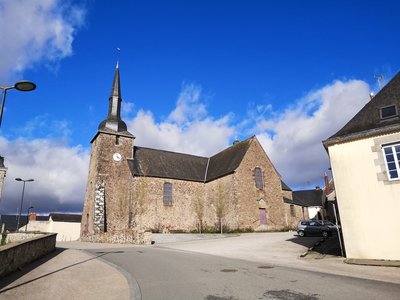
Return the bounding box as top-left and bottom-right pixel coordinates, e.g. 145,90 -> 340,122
0,244 -> 135,300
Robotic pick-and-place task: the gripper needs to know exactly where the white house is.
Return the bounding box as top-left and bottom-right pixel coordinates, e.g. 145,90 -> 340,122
26,213 -> 81,242
323,72 -> 400,262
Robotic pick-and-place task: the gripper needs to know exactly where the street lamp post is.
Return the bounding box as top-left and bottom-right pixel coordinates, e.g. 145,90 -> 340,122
0,80 -> 36,127
25,206 -> 34,232
15,178 -> 34,232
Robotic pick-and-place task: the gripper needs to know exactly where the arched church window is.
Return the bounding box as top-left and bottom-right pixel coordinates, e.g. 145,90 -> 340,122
254,167 -> 264,189
163,182 -> 173,205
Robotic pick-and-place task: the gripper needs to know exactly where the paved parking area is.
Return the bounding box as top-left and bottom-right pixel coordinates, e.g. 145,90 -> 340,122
157,232 -> 400,284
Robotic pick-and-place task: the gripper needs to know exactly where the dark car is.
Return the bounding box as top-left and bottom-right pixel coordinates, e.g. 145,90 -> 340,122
297,220 -> 336,238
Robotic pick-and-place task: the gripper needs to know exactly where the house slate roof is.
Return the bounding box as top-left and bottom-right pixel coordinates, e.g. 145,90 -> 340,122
0,214 -> 48,231
0,215 -> 25,231
323,72 -> 400,147
286,189 -> 324,207
49,213 -> 82,223
130,136 -> 264,183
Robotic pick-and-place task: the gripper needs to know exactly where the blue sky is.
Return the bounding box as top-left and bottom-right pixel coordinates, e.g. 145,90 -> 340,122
0,0 -> 399,214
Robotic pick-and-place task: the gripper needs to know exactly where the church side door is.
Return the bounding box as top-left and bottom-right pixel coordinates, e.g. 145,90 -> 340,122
259,208 -> 267,225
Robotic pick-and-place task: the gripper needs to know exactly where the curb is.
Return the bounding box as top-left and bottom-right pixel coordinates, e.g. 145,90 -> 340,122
345,258 -> 400,267
82,249 -> 142,300
299,237 -> 326,258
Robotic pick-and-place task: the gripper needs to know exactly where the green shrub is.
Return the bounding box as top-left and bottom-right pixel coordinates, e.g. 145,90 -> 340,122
1,231 -> 7,246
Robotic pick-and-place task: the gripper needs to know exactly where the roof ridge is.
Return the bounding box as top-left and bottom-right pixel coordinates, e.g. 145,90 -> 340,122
209,136 -> 254,159
134,145 -> 208,159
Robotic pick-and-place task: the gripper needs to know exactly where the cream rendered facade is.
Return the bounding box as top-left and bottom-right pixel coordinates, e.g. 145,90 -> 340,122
328,132 -> 400,261
26,218 -> 81,242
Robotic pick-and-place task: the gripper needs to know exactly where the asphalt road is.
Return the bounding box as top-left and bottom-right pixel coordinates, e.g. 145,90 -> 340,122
87,245 -> 400,300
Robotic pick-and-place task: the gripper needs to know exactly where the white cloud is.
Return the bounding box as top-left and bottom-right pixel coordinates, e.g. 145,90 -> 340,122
0,137 -> 89,214
167,83 -> 208,125
122,101 -> 135,117
253,79 -> 371,189
0,0 -> 85,81
127,83 -> 235,156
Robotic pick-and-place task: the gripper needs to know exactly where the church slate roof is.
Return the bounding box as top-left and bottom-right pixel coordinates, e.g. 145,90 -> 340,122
130,136 -> 255,183
281,180 -> 291,191
131,146 -> 208,182
206,137 -> 253,181
323,72 -> 400,147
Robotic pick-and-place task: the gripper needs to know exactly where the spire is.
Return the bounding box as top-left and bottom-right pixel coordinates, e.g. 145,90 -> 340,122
98,63 -> 128,133
109,62 -> 122,101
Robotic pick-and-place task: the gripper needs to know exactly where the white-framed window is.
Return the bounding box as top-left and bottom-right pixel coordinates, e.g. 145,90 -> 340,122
163,182 -> 173,205
254,167 -> 264,189
382,142 -> 400,180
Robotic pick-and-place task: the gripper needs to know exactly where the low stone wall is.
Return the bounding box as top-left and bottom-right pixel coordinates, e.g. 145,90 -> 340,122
0,232 -> 57,278
81,229 -> 152,245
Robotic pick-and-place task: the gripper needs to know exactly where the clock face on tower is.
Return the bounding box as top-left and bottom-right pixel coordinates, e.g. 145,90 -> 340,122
113,152 -> 122,161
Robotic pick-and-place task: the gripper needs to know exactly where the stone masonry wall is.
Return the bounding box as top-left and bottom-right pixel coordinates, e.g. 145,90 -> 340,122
233,138 -> 287,230
81,132 -> 135,241
204,174 -> 239,230
133,176 -> 204,232
133,138 -> 292,232
83,229 -> 152,245
82,133 -> 298,237
133,174 -> 241,232
80,136 -> 99,237
0,233 -> 57,278
281,189 -> 309,228
94,181 -> 105,233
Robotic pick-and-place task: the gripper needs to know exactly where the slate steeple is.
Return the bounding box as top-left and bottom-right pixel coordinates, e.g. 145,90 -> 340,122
98,62 -> 128,133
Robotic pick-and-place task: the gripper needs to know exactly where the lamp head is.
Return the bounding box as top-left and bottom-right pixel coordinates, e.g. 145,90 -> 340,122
14,81 -> 36,92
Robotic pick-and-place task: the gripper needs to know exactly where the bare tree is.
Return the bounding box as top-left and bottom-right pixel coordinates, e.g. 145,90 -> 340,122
193,187 -> 205,233
215,182 -> 227,234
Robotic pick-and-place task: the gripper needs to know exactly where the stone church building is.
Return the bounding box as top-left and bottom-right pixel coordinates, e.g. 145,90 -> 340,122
80,65 -> 301,243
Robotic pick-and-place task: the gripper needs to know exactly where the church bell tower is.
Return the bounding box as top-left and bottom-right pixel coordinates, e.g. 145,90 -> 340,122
81,63 -> 136,241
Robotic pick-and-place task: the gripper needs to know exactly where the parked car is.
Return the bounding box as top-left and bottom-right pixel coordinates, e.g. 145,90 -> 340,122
319,220 -> 340,229
297,220 -> 337,238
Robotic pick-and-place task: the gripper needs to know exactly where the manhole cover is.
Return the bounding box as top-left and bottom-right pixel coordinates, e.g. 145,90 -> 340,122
220,269 -> 238,273
258,265 -> 274,269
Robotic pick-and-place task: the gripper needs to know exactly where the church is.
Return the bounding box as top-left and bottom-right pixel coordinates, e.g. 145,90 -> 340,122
80,64 -> 301,243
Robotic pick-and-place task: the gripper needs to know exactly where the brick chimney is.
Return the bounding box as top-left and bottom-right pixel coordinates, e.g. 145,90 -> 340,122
29,212 -> 36,221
